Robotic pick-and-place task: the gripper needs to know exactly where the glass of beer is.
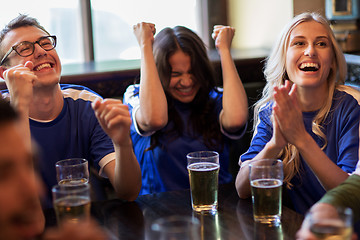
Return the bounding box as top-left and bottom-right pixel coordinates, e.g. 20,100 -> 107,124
187,151 -> 220,213
52,183 -> 91,225
308,206 -> 353,240
56,158 -> 89,185
249,159 -> 283,226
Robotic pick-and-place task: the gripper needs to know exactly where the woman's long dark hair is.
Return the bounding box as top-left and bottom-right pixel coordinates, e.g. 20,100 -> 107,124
147,26 -> 224,151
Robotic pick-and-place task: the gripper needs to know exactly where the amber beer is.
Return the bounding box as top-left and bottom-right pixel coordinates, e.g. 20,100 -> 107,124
59,178 -> 88,185
249,159 -> 283,226
309,207 -> 353,240
54,196 -> 91,223
187,151 -> 220,213
188,162 -> 219,212
250,178 -> 282,224
310,221 -> 352,240
55,158 -> 89,185
52,183 -> 91,225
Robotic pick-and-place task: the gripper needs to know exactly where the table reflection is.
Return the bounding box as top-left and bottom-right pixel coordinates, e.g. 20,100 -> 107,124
236,198 -> 302,240
193,211 -> 221,240
44,183 -> 304,239
254,222 -> 283,240
91,200 -> 145,239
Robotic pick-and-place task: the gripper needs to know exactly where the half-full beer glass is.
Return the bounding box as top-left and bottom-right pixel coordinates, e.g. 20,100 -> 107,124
249,159 -> 283,226
308,206 -> 353,239
187,151 -> 219,213
52,183 -> 91,225
56,158 -> 89,185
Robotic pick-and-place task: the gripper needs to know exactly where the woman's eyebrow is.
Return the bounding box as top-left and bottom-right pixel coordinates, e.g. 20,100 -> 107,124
291,35 -> 329,40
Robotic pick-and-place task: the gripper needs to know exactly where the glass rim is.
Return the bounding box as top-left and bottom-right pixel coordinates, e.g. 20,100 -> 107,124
248,158 -> 282,168
307,205 -> 353,217
186,151 -> 219,159
55,158 -> 88,167
307,206 -> 353,228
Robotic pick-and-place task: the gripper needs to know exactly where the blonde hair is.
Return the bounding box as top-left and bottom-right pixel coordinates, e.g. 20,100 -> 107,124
254,12 -> 348,187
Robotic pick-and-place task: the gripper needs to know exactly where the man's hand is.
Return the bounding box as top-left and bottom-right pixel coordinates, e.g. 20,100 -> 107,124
2,61 -> 37,112
92,98 -> 132,146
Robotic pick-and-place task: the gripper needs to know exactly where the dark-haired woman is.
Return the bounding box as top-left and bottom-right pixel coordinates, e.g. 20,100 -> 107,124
124,23 -> 248,195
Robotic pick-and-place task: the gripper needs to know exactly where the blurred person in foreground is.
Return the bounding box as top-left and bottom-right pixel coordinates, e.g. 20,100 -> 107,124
0,98 -> 107,240
0,14 -> 141,207
235,12 -> 360,214
296,161 -> 360,240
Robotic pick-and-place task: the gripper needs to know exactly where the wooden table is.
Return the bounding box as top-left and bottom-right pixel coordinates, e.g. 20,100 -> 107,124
45,183 -> 304,239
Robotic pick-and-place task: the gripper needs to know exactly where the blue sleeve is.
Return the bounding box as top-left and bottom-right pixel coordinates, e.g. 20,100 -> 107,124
65,87 -> 114,171
89,111 -> 115,169
240,103 -> 273,163
60,84 -> 102,98
333,93 -> 360,173
123,84 -> 139,116
210,88 -> 223,113
123,84 -> 144,135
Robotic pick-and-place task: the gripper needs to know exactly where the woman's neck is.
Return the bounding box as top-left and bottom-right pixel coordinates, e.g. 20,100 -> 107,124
296,84 -> 329,112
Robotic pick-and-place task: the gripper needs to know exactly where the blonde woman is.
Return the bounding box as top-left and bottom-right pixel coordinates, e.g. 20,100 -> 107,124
235,12 -> 360,214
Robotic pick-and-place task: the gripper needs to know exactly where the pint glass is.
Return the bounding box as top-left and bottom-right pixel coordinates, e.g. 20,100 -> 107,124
52,183 -> 91,224
55,158 -> 89,185
249,159 -> 283,226
308,206 -> 353,239
187,151 -> 219,213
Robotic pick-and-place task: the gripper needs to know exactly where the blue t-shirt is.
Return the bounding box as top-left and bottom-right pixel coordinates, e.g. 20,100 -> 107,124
2,84 -> 115,207
241,89 -> 360,214
124,84 -> 246,195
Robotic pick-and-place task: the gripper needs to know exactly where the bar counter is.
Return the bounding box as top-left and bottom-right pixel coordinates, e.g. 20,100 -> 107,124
45,183 -> 304,239
0,49 -> 268,98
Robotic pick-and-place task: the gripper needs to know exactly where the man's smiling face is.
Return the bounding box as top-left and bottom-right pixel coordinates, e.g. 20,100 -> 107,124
1,26 -> 61,87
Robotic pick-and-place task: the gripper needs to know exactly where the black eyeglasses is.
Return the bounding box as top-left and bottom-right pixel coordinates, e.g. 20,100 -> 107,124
0,35 -> 57,66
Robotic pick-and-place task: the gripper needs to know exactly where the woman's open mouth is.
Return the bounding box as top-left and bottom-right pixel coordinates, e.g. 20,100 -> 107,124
299,62 -> 319,72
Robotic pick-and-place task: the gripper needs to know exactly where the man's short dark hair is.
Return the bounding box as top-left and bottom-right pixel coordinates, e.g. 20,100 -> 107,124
0,14 -> 50,63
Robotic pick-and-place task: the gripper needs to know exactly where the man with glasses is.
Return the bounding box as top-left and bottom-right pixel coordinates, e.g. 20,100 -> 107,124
0,35 -> 57,66
0,14 -> 141,207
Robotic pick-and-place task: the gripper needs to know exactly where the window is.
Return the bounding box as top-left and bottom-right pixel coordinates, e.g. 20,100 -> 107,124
0,0 -> 83,64
91,0 -> 200,61
0,0 -> 200,64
